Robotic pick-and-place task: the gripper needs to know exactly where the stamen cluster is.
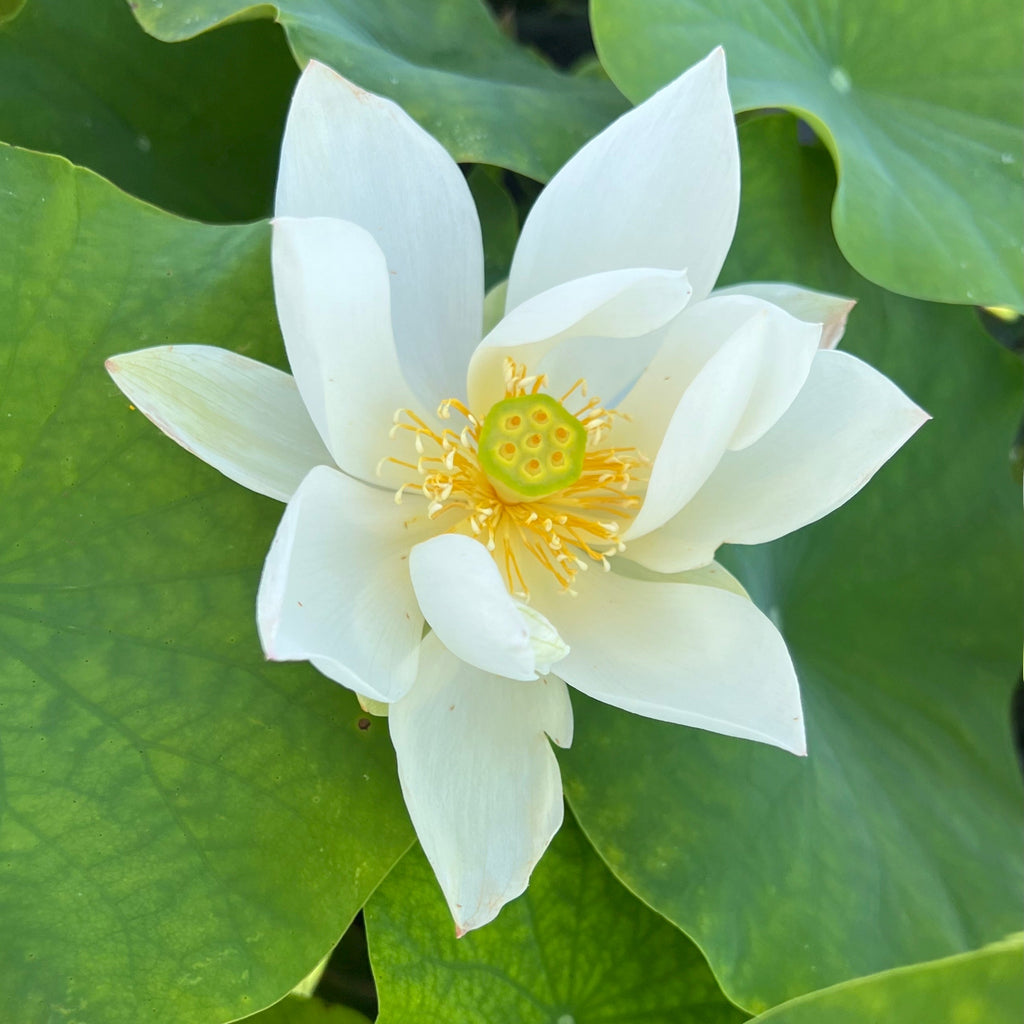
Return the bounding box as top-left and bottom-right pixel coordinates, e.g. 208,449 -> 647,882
383,360 -> 647,594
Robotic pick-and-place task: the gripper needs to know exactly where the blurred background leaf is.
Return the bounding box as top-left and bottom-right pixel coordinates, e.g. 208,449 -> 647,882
0,0 -> 297,221
127,0 -> 628,181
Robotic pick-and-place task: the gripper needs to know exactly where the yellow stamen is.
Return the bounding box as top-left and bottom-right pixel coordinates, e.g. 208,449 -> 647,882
387,358 -> 647,594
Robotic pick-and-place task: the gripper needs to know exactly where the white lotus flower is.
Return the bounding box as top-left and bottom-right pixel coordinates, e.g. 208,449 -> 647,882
106,50 -> 927,934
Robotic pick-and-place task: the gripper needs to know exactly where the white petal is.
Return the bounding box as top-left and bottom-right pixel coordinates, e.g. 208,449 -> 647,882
539,570 -> 805,755
627,349 -> 930,572
507,48 -> 737,310
468,267 -> 691,413
105,345 -> 333,502
613,555 -> 750,599
513,601 -> 570,675
619,295 -> 823,456
389,635 -> 572,934
271,217 -> 426,485
410,533 -> 566,681
276,61 -> 483,406
621,298 -> 823,540
256,465 -> 436,703
714,281 -> 856,349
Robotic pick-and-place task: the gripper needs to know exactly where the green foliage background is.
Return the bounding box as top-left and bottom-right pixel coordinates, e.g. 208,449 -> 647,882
0,1 -> 1020,1021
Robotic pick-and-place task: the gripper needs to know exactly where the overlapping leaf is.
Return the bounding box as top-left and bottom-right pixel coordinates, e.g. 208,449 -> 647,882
561,115 -> 1024,1012
750,937 -> 1023,1023
127,0 -> 628,181
592,0 -> 1024,310
0,0 -> 296,221
0,145 -> 413,1024
366,815 -> 745,1024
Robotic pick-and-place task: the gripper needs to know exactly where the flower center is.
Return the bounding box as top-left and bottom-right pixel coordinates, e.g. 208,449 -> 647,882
477,393 -> 588,502
383,359 -> 647,595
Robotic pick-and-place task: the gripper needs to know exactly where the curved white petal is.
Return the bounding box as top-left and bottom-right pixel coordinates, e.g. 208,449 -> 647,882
105,345 -> 332,502
538,570 -> 805,755
277,61 -> 483,406
613,556 -> 750,599
628,350 -> 930,572
714,281 -> 856,349
272,217 -> 426,486
618,294 -> 823,457
507,48 -> 737,310
621,298 -> 823,541
468,267 -> 691,413
513,601 -> 570,674
410,533 -> 566,681
390,635 -> 572,934
256,465 -> 436,703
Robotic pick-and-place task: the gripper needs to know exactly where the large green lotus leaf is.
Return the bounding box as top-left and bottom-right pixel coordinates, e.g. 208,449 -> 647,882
0,0 -> 296,221
127,0 -> 628,182
0,144 -> 413,1023
365,814 -> 746,1024
591,0 -> 1024,311
751,937 -> 1023,1024
561,114 -> 1024,1013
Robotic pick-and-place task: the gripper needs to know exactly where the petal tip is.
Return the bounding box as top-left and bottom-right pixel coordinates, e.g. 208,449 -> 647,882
669,45 -> 729,96
699,45 -> 728,82
820,298 -> 856,349
900,401 -> 932,437
301,57 -> 383,107
784,718 -> 808,757
302,57 -> 337,81
258,628 -> 281,662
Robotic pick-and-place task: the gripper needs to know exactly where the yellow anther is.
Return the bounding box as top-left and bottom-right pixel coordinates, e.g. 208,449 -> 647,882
386,363 -> 647,594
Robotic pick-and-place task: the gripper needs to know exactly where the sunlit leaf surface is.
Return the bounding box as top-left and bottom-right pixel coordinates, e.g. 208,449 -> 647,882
0,145 -> 413,1023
